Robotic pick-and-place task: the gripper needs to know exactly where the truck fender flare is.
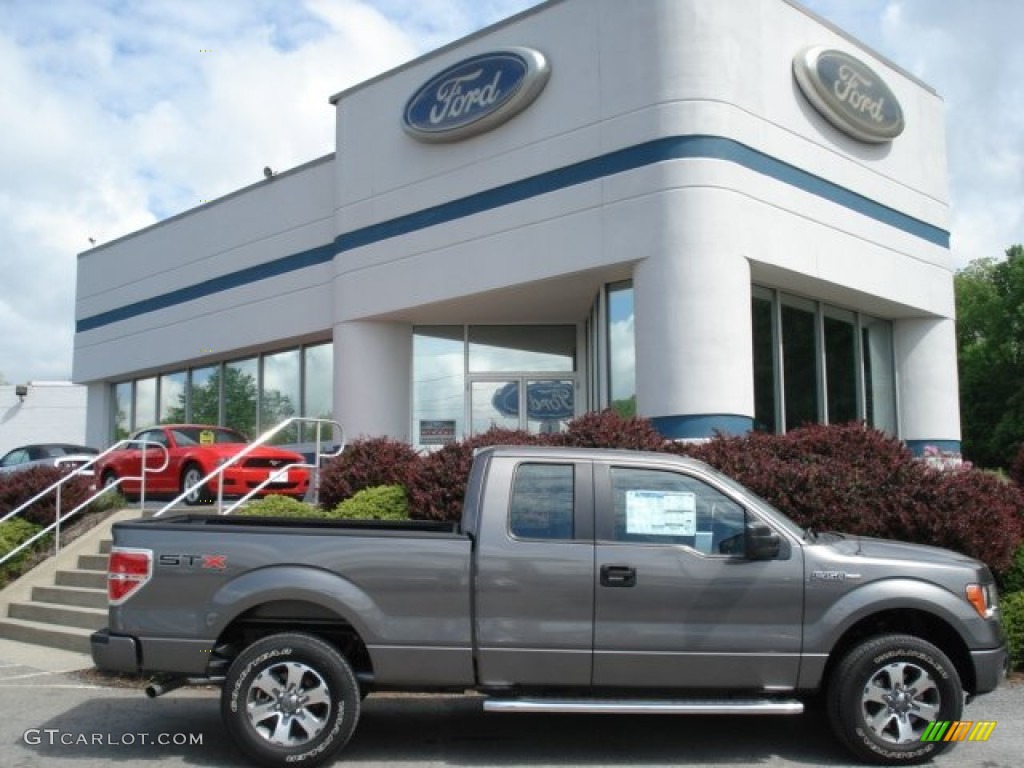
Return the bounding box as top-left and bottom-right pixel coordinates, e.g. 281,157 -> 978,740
207,564 -> 380,644
804,577 -> 975,655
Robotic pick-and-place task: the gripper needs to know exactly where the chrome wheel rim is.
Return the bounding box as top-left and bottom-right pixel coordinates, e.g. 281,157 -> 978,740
184,468 -> 202,503
246,661 -> 332,747
861,661 -> 941,744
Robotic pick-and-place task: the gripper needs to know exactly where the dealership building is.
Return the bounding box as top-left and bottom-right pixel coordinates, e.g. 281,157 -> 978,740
73,0 -> 960,456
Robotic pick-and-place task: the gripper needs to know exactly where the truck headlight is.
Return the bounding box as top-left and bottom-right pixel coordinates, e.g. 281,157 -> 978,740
966,582 -> 998,619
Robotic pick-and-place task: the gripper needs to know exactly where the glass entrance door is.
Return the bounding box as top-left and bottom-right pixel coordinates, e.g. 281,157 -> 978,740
469,377 -> 576,436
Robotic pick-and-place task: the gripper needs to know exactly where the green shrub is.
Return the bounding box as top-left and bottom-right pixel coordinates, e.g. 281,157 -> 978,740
333,485 -> 409,520
1002,545 -> 1024,594
0,518 -> 45,579
237,496 -> 325,518
1001,591 -> 1024,671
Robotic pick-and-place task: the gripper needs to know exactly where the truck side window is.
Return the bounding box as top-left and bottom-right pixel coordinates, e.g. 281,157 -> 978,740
609,467 -> 746,555
509,464 -> 574,540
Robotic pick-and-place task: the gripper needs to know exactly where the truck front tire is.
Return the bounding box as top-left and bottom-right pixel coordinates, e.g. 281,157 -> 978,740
828,633 -> 962,765
222,632 -> 361,768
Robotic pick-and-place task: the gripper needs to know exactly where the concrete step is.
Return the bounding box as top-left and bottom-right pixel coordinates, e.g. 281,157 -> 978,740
31,584 -> 108,610
7,601 -> 108,631
54,570 -> 107,590
76,553 -> 109,572
0,616 -> 94,654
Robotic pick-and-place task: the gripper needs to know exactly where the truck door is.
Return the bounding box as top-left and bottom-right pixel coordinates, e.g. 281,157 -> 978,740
473,458 -> 595,688
592,462 -> 804,691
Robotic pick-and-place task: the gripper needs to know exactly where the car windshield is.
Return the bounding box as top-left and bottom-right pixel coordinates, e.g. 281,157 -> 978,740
169,427 -> 249,446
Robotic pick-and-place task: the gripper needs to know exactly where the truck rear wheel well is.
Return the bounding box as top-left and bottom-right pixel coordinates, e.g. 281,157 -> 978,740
823,608 -> 975,693
214,600 -> 373,684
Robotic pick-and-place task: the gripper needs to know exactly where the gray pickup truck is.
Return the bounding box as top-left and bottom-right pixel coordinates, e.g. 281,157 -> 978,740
92,445 -> 1007,767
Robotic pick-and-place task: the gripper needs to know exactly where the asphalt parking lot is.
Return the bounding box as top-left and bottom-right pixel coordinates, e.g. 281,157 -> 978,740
1,640 -> 1021,768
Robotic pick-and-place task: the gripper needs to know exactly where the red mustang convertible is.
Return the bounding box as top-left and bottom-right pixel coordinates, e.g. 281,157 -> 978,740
96,424 -> 310,505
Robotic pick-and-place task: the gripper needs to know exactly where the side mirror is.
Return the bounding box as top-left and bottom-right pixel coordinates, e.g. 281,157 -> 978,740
746,521 -> 781,561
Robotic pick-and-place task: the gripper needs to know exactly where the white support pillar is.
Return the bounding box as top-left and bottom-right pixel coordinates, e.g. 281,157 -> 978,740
333,320 -> 412,442
895,317 -> 961,454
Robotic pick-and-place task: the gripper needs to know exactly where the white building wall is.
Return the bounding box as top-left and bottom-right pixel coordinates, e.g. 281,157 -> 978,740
0,383 -> 88,455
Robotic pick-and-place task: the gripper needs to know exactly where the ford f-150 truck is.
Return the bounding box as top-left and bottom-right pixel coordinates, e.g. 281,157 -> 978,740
91,446 -> 1008,767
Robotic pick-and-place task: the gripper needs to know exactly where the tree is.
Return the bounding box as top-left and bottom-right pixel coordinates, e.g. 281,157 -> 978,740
164,366 -> 295,442
955,245 -> 1024,468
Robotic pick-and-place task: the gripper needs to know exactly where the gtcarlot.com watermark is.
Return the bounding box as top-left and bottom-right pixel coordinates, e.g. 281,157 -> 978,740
24,728 -> 203,747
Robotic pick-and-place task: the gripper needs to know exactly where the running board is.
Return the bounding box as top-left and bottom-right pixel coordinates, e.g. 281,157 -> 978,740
483,698 -> 804,716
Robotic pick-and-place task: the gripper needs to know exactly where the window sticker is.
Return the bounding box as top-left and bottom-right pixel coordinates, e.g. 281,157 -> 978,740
625,490 -> 697,536
199,429 -> 216,446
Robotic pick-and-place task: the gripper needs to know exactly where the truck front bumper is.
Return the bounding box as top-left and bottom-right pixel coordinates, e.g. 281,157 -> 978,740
971,644 -> 1009,695
91,628 -> 140,674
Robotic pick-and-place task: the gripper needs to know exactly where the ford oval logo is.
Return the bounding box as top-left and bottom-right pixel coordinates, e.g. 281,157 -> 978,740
793,46 -> 904,143
492,381 -> 574,421
403,47 -> 550,143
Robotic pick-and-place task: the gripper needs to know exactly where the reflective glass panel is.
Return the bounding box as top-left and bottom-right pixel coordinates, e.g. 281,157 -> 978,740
159,372 -> 186,424
413,327 -> 465,447
468,326 -> 575,373
862,316 -> 896,434
225,358 -> 258,438
781,300 -> 819,431
751,292 -> 776,433
262,349 -> 300,443
113,382 -> 132,440
824,309 -> 857,424
303,343 -> 334,443
607,283 -> 636,417
190,365 -> 219,425
134,378 -> 157,430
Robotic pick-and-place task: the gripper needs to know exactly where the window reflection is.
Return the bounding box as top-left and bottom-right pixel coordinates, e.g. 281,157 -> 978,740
468,326 -> 575,373
303,343 -> 334,443
159,372 -> 186,424
190,365 -> 220,425
225,358 -> 258,438
113,382 -> 131,440
414,327 -> 465,446
262,349 -> 299,443
751,287 -> 896,435
134,378 -> 157,430
608,282 -> 636,418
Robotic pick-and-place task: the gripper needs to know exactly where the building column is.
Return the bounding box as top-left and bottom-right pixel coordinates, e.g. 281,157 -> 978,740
333,320 -> 412,442
895,317 -> 961,454
633,243 -> 754,439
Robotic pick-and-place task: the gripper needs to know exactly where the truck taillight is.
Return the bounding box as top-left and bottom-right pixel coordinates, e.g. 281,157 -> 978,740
108,547 -> 152,604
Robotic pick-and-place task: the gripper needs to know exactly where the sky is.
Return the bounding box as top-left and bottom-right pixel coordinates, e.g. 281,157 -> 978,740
0,0 -> 1020,387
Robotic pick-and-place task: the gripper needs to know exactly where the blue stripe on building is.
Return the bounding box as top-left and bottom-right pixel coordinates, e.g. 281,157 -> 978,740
77,135 -> 949,333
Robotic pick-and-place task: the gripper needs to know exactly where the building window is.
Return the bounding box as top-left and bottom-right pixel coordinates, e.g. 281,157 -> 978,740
159,371 -> 186,424
112,382 -> 132,440
109,342 -> 333,445
607,282 -> 636,418
302,343 -> 334,443
413,325 -> 577,448
134,378 -> 157,431
189,365 -> 220,424
225,358 -> 258,438
413,327 -> 466,447
751,287 -> 897,435
261,349 -> 299,443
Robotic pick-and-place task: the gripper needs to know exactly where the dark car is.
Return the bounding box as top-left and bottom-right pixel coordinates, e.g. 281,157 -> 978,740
0,443 -> 99,476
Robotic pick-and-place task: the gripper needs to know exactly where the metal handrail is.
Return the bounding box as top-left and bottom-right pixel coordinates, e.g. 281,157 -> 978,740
0,440 -> 169,566
152,418 -> 345,517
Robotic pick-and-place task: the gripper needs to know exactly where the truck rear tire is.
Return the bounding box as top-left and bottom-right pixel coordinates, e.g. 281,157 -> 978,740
827,633 -> 962,765
222,632 -> 361,768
